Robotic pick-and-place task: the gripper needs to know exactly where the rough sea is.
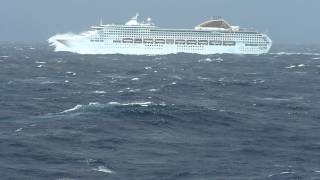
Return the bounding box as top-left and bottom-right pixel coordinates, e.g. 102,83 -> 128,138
1,43 -> 320,180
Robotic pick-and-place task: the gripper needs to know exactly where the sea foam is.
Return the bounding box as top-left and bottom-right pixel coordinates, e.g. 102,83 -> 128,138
60,101 -> 165,113
92,166 -> 113,174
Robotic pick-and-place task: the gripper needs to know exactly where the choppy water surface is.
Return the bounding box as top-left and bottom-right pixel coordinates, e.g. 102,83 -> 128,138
0,43 -> 320,179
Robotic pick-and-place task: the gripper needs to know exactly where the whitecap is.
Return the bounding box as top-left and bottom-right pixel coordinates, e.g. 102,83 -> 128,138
312,57 -> 320,60
253,79 -> 265,84
15,128 -> 23,132
64,80 -> 69,83
286,65 -> 296,69
61,101 -> 162,114
93,166 -> 113,174
66,72 -> 76,76
61,104 -> 83,113
48,33 -> 86,53
108,102 -> 121,105
61,102 -> 102,113
144,66 -> 152,70
35,61 -> 46,64
88,102 -> 100,106
129,89 -> 140,92
0,56 -> 9,58
198,58 -> 212,62
272,52 -> 320,56
197,76 -> 209,80
108,101 -> 153,107
171,82 -> 177,85
40,80 -> 56,85
148,89 -> 159,92
314,170 -> 320,173
280,171 -> 294,175
130,102 -> 153,107
93,90 -> 106,94
258,97 -> 303,101
215,57 -> 224,62
37,65 -> 44,68
131,77 -> 139,81
218,77 -> 226,81
297,64 -> 305,67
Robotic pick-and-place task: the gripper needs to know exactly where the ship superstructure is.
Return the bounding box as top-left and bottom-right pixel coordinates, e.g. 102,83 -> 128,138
49,14 -> 272,55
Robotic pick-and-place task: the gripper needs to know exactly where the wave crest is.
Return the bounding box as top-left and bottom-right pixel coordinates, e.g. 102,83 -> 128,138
271,52 -> 320,56
60,101 -> 166,114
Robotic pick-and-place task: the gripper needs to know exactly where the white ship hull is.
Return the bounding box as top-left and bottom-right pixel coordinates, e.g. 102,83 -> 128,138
49,14 -> 272,55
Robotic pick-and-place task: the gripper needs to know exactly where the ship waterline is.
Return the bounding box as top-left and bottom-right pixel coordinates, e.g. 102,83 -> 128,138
48,14 -> 272,55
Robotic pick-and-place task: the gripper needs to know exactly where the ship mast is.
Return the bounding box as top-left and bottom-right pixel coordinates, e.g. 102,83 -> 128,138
100,18 -> 103,26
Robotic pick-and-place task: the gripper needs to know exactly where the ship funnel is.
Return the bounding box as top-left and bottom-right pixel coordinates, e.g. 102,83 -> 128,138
134,13 -> 139,20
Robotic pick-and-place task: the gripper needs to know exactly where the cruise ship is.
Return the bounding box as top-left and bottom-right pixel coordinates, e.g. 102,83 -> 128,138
48,14 -> 272,55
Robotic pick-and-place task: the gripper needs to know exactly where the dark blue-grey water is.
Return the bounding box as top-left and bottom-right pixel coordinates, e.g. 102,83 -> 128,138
1,43 -> 320,180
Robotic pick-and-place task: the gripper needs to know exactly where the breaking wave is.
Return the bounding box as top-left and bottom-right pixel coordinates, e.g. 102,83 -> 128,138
92,166 -> 114,174
48,33 -> 84,53
60,101 -> 167,114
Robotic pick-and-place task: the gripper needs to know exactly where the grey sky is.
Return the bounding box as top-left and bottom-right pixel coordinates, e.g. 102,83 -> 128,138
0,0 -> 319,44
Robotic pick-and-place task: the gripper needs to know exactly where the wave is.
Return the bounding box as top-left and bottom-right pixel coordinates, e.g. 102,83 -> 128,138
61,102 -> 101,113
37,65 -> 45,68
92,166 -> 113,174
198,57 -> 223,62
66,71 -> 76,76
35,61 -> 46,64
108,101 -> 154,107
93,90 -> 106,94
255,96 -> 304,102
48,33 -> 85,53
15,128 -> 23,132
60,101 -> 167,114
271,52 -> 320,56
285,64 -> 305,69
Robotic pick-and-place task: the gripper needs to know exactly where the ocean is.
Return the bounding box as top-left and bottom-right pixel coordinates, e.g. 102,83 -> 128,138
0,43 -> 320,179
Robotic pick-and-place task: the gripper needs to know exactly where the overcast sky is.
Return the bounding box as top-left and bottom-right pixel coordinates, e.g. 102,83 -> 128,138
0,0 -> 319,44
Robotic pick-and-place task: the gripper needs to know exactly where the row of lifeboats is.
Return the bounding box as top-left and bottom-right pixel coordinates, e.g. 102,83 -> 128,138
114,38 -> 236,46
